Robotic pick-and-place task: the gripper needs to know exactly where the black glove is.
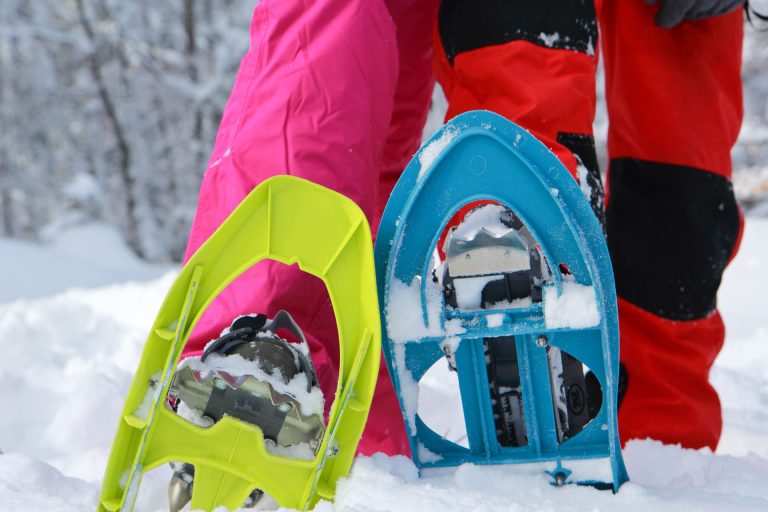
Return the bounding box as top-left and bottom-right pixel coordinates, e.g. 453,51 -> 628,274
644,0 -> 745,28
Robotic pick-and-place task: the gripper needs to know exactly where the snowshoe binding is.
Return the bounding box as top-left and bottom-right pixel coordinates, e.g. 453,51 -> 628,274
167,310 -> 325,511
439,204 -> 599,447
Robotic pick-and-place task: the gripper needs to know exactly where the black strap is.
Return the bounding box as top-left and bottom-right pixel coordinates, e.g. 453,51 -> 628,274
201,327 -> 255,362
199,311 -> 318,391
230,313 -> 267,333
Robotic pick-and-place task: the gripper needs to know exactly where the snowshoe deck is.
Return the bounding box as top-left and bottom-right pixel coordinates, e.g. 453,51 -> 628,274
374,111 -> 628,491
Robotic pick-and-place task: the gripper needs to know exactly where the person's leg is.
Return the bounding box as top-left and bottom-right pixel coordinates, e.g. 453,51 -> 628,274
358,0 -> 441,456
376,0 -> 441,229
434,0 -> 604,220
599,0 -> 744,450
181,0 -> 404,452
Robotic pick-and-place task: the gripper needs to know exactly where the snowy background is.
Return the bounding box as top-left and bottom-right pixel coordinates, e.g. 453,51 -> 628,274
2,3 -> 768,511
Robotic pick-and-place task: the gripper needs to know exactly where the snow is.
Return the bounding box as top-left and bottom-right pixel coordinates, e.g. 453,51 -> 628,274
486,314 -> 504,328
175,400 -> 214,428
0,454 -> 98,511
440,336 -> 461,357
711,216 -> 768,459
1,207 -> 768,511
0,270 -> 177,482
576,162 -> 593,206
133,372 -> 161,422
452,275 -> 498,309
62,174 -> 101,202
543,281 -> 601,329
335,445 -> 768,512
451,204 -> 511,240
417,126 -> 459,181
538,32 -> 561,47
0,222 -> 171,303
417,360 -> 468,448
385,277 -> 447,343
416,444 -> 442,464
179,353 -> 325,417
263,441 -> 316,462
393,344 -> 419,433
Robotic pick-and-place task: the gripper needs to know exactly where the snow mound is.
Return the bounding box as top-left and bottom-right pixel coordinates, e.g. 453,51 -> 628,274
179,352 -> 325,417
0,219 -> 766,511
0,222 -> 172,303
544,281 -> 600,329
333,443 -> 768,512
0,274 -> 175,481
0,453 -> 98,511
417,126 -> 459,180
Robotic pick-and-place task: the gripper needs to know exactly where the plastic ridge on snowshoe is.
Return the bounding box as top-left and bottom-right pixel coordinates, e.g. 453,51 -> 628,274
98,176 -> 382,511
374,111 -> 629,491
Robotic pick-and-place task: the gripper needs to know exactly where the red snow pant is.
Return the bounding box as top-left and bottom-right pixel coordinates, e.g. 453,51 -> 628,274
435,0 -> 744,450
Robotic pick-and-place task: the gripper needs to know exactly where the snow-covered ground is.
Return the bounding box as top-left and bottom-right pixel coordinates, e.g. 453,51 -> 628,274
1,214 -> 767,511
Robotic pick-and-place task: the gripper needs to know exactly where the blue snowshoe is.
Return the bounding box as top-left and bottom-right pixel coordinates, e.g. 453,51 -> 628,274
374,111 -> 628,491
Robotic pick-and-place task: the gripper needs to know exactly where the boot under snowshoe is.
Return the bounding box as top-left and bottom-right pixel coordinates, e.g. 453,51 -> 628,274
166,310 -> 325,511
439,203 -> 600,447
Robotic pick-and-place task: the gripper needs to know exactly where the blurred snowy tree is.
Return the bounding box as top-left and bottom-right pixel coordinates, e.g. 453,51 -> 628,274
0,0 -> 252,260
0,1 -> 766,260
732,5 -> 768,213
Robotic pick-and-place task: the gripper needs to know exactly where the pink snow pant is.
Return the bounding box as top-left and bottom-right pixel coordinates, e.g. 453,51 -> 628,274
183,0 -> 439,456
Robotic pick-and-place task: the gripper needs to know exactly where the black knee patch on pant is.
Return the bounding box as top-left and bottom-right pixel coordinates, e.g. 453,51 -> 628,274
557,132 -> 604,228
438,0 -> 597,65
606,158 -> 740,320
